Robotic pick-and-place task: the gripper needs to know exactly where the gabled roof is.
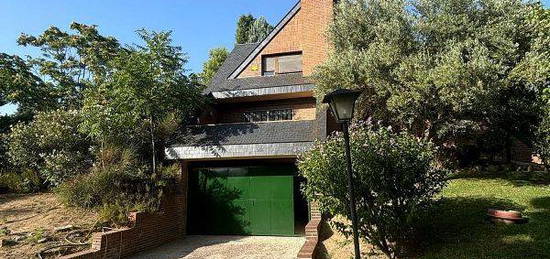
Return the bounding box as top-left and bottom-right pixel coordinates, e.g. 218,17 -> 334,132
204,1 -> 311,96
207,43 -> 259,93
228,1 -> 301,79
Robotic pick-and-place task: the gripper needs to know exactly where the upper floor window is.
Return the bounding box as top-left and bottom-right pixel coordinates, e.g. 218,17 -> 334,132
243,109 -> 293,122
262,52 -> 302,76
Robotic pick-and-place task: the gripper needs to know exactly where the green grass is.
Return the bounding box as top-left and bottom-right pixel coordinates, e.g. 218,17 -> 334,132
419,173 -> 550,258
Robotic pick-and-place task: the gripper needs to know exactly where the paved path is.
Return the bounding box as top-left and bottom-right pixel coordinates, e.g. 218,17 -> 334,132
130,235 -> 306,259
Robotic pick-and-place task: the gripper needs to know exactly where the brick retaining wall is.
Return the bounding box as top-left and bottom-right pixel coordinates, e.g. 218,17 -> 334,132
62,194 -> 186,259
298,203 -> 322,259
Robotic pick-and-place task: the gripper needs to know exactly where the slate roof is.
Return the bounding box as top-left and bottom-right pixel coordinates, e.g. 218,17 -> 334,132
204,43 -> 312,94
168,119 -> 325,147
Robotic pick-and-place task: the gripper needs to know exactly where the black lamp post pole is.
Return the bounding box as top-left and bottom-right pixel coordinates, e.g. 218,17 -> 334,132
342,121 -> 361,259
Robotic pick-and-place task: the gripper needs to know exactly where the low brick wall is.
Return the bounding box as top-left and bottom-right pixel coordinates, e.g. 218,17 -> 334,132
62,194 -> 186,259
298,203 -> 322,259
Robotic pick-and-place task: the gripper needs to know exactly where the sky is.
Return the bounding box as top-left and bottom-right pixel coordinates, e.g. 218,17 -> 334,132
0,0 -> 297,115
1,0 -> 549,115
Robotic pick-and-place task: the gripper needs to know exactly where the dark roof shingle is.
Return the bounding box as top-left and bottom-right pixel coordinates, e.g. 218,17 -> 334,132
204,44 -> 312,94
169,120 -> 324,147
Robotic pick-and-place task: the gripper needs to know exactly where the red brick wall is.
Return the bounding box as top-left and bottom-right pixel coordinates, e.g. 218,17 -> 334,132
237,0 -> 333,78
62,194 -> 186,259
298,202 -> 322,259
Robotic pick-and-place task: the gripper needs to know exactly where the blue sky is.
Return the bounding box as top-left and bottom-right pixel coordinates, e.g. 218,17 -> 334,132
1,0 -> 549,115
0,0 -> 297,115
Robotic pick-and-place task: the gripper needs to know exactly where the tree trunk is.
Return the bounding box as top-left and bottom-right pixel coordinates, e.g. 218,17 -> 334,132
150,115 -> 156,174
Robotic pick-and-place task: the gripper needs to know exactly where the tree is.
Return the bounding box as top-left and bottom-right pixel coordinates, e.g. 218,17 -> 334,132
298,123 -> 447,258
314,0 -> 542,163
0,53 -> 56,114
235,14 -> 273,44
80,30 -> 203,174
200,47 -> 229,85
236,14 -> 255,44
7,109 -> 93,187
17,22 -> 122,109
247,17 -> 274,43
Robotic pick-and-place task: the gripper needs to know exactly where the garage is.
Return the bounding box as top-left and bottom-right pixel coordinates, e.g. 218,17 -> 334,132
187,163 -> 307,236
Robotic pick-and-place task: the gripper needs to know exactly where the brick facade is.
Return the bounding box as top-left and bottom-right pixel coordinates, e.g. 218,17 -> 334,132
61,195 -> 186,259
217,97 -> 317,123
237,0 -> 333,78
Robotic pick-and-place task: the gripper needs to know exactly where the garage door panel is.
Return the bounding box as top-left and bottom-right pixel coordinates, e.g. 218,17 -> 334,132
271,199 -> 294,235
191,166 -> 295,236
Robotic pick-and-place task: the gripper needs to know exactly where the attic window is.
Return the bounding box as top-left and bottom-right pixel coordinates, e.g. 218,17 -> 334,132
262,52 -> 302,76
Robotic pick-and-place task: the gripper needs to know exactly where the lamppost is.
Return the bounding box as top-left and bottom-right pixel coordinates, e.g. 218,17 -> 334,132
322,89 -> 362,259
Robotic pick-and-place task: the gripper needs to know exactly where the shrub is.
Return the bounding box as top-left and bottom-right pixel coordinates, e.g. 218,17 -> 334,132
298,123 -> 448,259
7,109 -> 93,188
0,170 -> 42,193
535,114 -> 550,170
56,147 -> 177,224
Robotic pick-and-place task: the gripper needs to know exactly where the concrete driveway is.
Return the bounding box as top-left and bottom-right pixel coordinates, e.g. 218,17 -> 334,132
130,235 -> 306,259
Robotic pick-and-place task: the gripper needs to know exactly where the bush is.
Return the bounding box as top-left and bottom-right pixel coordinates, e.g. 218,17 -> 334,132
0,170 -> 42,193
7,109 -> 93,188
298,123 -> 448,259
535,114 -> 550,170
56,147 -> 178,224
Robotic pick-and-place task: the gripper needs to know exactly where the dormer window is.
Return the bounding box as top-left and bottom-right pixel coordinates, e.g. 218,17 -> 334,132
262,52 -> 302,76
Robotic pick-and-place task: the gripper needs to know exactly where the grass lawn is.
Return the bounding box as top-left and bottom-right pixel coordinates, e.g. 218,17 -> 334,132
420,173 -> 550,258
319,172 -> 550,258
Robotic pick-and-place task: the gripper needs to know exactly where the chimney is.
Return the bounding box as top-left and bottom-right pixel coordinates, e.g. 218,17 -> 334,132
300,0 -> 334,76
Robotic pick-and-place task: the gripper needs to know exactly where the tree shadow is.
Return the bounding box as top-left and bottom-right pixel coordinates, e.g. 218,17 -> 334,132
187,172 -> 250,235
417,196 -> 550,258
166,123 -> 260,157
316,220 -> 334,259
450,170 -> 550,187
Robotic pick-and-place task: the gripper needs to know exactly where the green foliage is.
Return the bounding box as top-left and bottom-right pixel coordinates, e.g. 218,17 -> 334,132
235,14 -> 273,44
200,47 -> 229,85
16,22 -> 121,109
0,170 -> 42,193
7,109 -> 92,187
80,30 -> 203,174
55,146 -> 176,213
535,115 -> 550,168
298,123 -> 447,258
98,203 -> 133,226
236,14 -> 255,44
315,0 -> 543,164
0,53 -> 55,113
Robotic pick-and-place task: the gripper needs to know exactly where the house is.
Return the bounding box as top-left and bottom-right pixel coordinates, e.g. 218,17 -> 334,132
165,0 -> 335,236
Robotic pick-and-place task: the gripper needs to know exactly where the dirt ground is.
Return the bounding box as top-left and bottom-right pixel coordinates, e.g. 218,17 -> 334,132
0,193 -> 98,258
316,219 -> 386,259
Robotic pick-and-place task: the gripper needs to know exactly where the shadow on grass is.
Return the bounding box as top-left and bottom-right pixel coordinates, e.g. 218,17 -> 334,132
417,196 -> 550,258
449,170 -> 550,187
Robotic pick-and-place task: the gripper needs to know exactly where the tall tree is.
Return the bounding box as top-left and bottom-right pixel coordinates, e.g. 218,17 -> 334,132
0,53 -> 55,114
17,22 -> 121,109
80,30 -> 203,174
200,47 -> 229,85
315,0 -> 543,163
235,14 -> 273,44
512,3 -> 550,168
236,14 -> 255,44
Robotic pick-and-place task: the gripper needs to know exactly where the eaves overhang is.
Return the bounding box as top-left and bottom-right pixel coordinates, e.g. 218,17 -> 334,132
210,84 -> 314,99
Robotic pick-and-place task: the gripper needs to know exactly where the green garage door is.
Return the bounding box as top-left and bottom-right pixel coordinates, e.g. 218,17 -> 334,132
188,166 -> 295,236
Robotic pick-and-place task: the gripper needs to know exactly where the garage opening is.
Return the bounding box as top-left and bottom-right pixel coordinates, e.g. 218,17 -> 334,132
187,160 -> 309,236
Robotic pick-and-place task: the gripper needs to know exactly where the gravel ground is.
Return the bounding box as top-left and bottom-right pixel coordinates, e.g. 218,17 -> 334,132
131,235 -> 306,259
